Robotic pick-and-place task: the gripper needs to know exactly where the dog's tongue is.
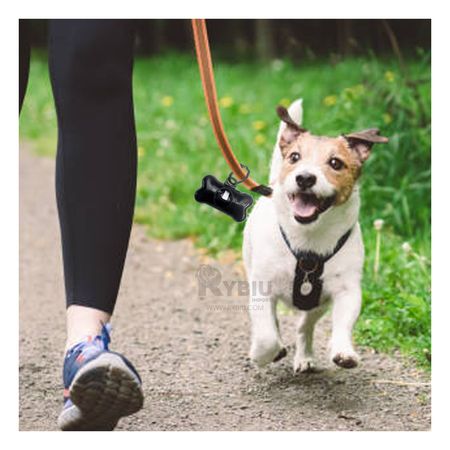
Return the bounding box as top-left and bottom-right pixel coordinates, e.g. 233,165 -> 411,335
290,194 -> 318,218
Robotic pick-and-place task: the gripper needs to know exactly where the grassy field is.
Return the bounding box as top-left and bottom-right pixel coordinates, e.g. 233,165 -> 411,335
20,50 -> 431,368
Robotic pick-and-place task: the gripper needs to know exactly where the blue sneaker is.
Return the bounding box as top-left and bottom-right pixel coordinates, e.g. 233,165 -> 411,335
57,324 -> 144,431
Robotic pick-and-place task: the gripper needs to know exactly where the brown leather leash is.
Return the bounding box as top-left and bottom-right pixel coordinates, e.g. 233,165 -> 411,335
191,19 -> 273,197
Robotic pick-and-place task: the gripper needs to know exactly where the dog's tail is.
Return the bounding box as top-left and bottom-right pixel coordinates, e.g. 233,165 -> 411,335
269,98 -> 303,185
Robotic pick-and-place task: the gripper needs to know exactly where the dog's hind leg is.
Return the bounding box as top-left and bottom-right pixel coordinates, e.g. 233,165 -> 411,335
248,286 -> 285,367
293,306 -> 327,373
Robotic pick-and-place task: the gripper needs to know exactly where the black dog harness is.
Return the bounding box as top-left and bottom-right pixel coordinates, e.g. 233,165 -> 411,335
279,226 -> 353,310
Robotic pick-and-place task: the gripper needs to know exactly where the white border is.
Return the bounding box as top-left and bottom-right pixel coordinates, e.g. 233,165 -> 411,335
2,0 -> 447,447
14,0 -> 433,19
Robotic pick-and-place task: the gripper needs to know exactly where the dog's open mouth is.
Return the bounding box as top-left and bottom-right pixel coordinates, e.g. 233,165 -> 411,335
288,192 -> 335,224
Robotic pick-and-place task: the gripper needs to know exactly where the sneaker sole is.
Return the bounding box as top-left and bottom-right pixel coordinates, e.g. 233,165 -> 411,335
57,353 -> 144,431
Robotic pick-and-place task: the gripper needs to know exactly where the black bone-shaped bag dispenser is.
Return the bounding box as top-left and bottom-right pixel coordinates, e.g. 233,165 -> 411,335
195,167 -> 254,222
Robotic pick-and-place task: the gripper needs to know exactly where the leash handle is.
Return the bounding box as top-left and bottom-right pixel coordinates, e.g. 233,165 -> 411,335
191,19 -> 273,197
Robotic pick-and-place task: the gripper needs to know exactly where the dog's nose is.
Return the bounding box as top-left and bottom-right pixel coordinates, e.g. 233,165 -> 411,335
296,173 -> 317,190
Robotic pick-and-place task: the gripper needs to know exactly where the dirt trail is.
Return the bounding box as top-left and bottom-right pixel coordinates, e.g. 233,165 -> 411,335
19,144 -> 431,431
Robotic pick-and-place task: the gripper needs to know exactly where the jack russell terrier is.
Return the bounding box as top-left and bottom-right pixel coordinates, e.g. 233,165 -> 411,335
243,99 -> 388,373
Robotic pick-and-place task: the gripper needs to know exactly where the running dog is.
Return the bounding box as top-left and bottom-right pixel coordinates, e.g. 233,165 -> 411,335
243,99 -> 388,372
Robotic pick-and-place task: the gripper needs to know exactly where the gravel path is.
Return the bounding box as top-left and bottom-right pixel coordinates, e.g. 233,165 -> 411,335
19,144 -> 431,431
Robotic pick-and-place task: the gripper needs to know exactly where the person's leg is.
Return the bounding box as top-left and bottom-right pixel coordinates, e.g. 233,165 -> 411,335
19,19 -> 30,113
48,19 -> 137,348
48,19 -> 142,430
65,305 -> 111,350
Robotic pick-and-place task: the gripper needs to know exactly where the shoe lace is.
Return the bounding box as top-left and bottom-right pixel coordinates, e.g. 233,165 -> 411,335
97,322 -> 111,350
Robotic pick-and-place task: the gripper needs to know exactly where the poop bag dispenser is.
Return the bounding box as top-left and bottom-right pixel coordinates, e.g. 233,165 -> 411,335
195,167 -> 254,222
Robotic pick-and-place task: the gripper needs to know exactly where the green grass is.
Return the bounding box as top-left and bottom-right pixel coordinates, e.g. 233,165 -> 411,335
20,50 -> 431,369
356,228 -> 430,367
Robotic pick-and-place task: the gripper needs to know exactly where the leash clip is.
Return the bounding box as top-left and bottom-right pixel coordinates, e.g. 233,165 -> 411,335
225,164 -> 250,187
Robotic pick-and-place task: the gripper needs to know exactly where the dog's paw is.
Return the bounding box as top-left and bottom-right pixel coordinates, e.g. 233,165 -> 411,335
293,355 -> 316,374
250,339 -> 285,367
332,351 -> 359,369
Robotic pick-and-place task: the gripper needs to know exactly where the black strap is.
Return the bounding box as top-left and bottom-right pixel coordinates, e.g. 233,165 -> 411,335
279,226 -> 352,263
251,184 -> 274,196
279,226 -> 353,310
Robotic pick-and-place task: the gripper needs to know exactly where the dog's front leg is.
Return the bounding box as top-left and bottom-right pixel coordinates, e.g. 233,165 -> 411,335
330,284 -> 361,368
293,306 -> 327,373
248,285 -> 285,367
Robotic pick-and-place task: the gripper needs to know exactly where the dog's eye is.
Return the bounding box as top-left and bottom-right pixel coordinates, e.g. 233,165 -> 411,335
289,152 -> 301,164
329,157 -> 344,171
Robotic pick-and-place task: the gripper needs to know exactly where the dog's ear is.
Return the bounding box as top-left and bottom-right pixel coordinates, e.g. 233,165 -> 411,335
343,128 -> 389,164
276,106 -> 307,155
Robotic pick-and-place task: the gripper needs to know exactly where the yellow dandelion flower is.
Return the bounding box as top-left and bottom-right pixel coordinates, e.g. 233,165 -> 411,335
252,120 -> 266,131
239,103 -> 252,114
161,95 -> 174,107
383,113 -> 393,124
138,147 -> 145,158
279,98 -> 291,108
323,95 -> 337,107
254,134 -> 266,145
219,96 -> 234,108
384,71 -> 395,83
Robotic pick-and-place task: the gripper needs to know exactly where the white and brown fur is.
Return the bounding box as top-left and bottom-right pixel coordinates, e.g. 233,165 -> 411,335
243,99 -> 388,372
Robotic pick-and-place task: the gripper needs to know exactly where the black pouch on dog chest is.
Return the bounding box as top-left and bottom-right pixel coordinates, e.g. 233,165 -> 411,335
195,172 -> 254,222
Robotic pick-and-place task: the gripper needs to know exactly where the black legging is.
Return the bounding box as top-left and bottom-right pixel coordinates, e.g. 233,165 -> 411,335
20,20 -> 137,314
